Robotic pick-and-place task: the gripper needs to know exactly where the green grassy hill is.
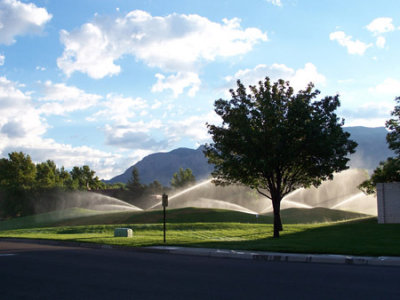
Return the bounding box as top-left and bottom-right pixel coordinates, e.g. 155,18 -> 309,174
273,207 -> 368,224
0,207 -> 370,231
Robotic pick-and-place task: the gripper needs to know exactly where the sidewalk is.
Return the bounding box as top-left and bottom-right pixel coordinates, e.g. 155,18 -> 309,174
2,237 -> 400,267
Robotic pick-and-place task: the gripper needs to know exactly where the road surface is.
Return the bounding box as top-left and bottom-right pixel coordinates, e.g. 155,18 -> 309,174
0,240 -> 399,299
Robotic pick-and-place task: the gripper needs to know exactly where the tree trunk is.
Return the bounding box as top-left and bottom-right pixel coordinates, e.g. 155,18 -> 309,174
272,198 -> 282,238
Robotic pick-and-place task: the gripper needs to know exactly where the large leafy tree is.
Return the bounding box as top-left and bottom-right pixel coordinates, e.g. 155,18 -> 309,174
0,152 -> 36,190
36,160 -> 58,189
205,78 -> 357,237
0,152 -> 37,217
70,165 -> 103,190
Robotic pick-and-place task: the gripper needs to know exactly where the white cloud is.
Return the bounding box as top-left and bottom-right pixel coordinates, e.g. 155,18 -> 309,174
165,111 -> 221,144
58,24 -> 121,79
344,117 -> 387,127
0,76 -> 153,179
57,10 -> 267,78
291,63 -> 326,90
369,78 -> 400,96
1,138 -> 126,179
105,129 -> 168,150
224,62 -> 326,93
337,78 -> 355,84
91,94 -> 148,124
103,120 -> 166,151
151,100 -> 162,109
0,76 -> 46,139
0,0 -> 52,45
152,72 -> 201,97
341,102 -> 391,127
0,54 -> 4,65
329,31 -> 372,55
38,81 -> 102,115
265,0 -> 282,6
366,17 -> 395,35
376,36 -> 386,48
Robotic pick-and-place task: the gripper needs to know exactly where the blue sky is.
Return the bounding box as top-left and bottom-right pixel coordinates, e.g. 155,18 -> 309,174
1,0 -> 399,179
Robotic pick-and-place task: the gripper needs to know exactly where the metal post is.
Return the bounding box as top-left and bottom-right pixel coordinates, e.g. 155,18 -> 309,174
163,204 -> 166,243
162,193 -> 168,243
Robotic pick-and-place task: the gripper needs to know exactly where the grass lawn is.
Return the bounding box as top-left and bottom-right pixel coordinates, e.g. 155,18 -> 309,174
0,207 -> 368,230
0,207 -> 399,257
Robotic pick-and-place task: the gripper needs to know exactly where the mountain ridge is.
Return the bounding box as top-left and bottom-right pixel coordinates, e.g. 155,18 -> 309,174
106,126 -> 394,186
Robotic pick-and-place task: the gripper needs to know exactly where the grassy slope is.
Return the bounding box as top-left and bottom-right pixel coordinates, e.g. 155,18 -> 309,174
0,207 -> 368,230
274,207 -> 368,224
1,207 -> 398,256
0,208 -> 102,231
1,217 -> 399,256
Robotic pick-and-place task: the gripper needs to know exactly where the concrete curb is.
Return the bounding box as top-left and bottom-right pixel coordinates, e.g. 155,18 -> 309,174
2,237 -> 400,267
148,246 -> 400,266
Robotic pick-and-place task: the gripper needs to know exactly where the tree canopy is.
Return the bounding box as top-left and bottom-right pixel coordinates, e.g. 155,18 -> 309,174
386,97 -> 400,155
0,152 -> 104,218
170,168 -> 196,189
360,96 -> 400,194
0,151 -> 169,218
0,152 -> 36,190
359,158 -> 400,194
205,78 -> 357,237
70,165 -> 103,190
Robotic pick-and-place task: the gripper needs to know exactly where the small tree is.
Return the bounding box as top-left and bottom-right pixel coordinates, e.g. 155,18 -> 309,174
170,168 -> 196,189
147,180 -> 164,194
386,97 -> 400,154
359,158 -> 400,194
205,78 -> 357,237
360,96 -> 400,193
127,167 -> 142,190
126,167 -> 145,199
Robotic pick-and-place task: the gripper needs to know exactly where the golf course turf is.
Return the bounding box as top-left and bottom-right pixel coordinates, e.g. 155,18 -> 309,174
0,207 -> 399,257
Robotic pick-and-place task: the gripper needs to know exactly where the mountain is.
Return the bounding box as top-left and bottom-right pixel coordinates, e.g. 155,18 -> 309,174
107,146 -> 214,186
106,126 -> 394,186
345,126 -> 394,172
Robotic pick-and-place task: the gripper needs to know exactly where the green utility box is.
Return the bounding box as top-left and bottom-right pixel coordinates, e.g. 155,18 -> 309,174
114,228 -> 133,237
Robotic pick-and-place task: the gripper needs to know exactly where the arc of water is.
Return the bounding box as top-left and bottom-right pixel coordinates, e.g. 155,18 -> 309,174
86,193 -> 142,210
147,179 -> 213,209
91,204 -> 143,211
284,187 -> 305,198
282,199 -> 314,209
330,192 -> 365,209
195,197 -> 259,215
169,179 -> 213,200
259,204 -> 273,214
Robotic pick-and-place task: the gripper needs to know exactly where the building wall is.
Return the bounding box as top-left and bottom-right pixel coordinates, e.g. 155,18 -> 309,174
377,182 -> 400,223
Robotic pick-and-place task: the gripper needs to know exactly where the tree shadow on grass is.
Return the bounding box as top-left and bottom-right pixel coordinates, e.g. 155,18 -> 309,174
185,217 -> 400,257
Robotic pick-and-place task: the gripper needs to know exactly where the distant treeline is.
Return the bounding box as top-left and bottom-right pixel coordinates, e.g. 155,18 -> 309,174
0,152 -> 195,219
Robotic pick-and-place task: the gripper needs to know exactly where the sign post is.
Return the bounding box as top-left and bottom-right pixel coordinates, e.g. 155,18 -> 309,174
162,193 -> 168,243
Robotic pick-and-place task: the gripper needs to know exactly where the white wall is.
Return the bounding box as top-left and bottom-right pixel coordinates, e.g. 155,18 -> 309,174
377,182 -> 400,223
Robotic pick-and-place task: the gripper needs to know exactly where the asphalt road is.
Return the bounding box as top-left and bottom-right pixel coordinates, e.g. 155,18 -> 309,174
1,240 -> 400,300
